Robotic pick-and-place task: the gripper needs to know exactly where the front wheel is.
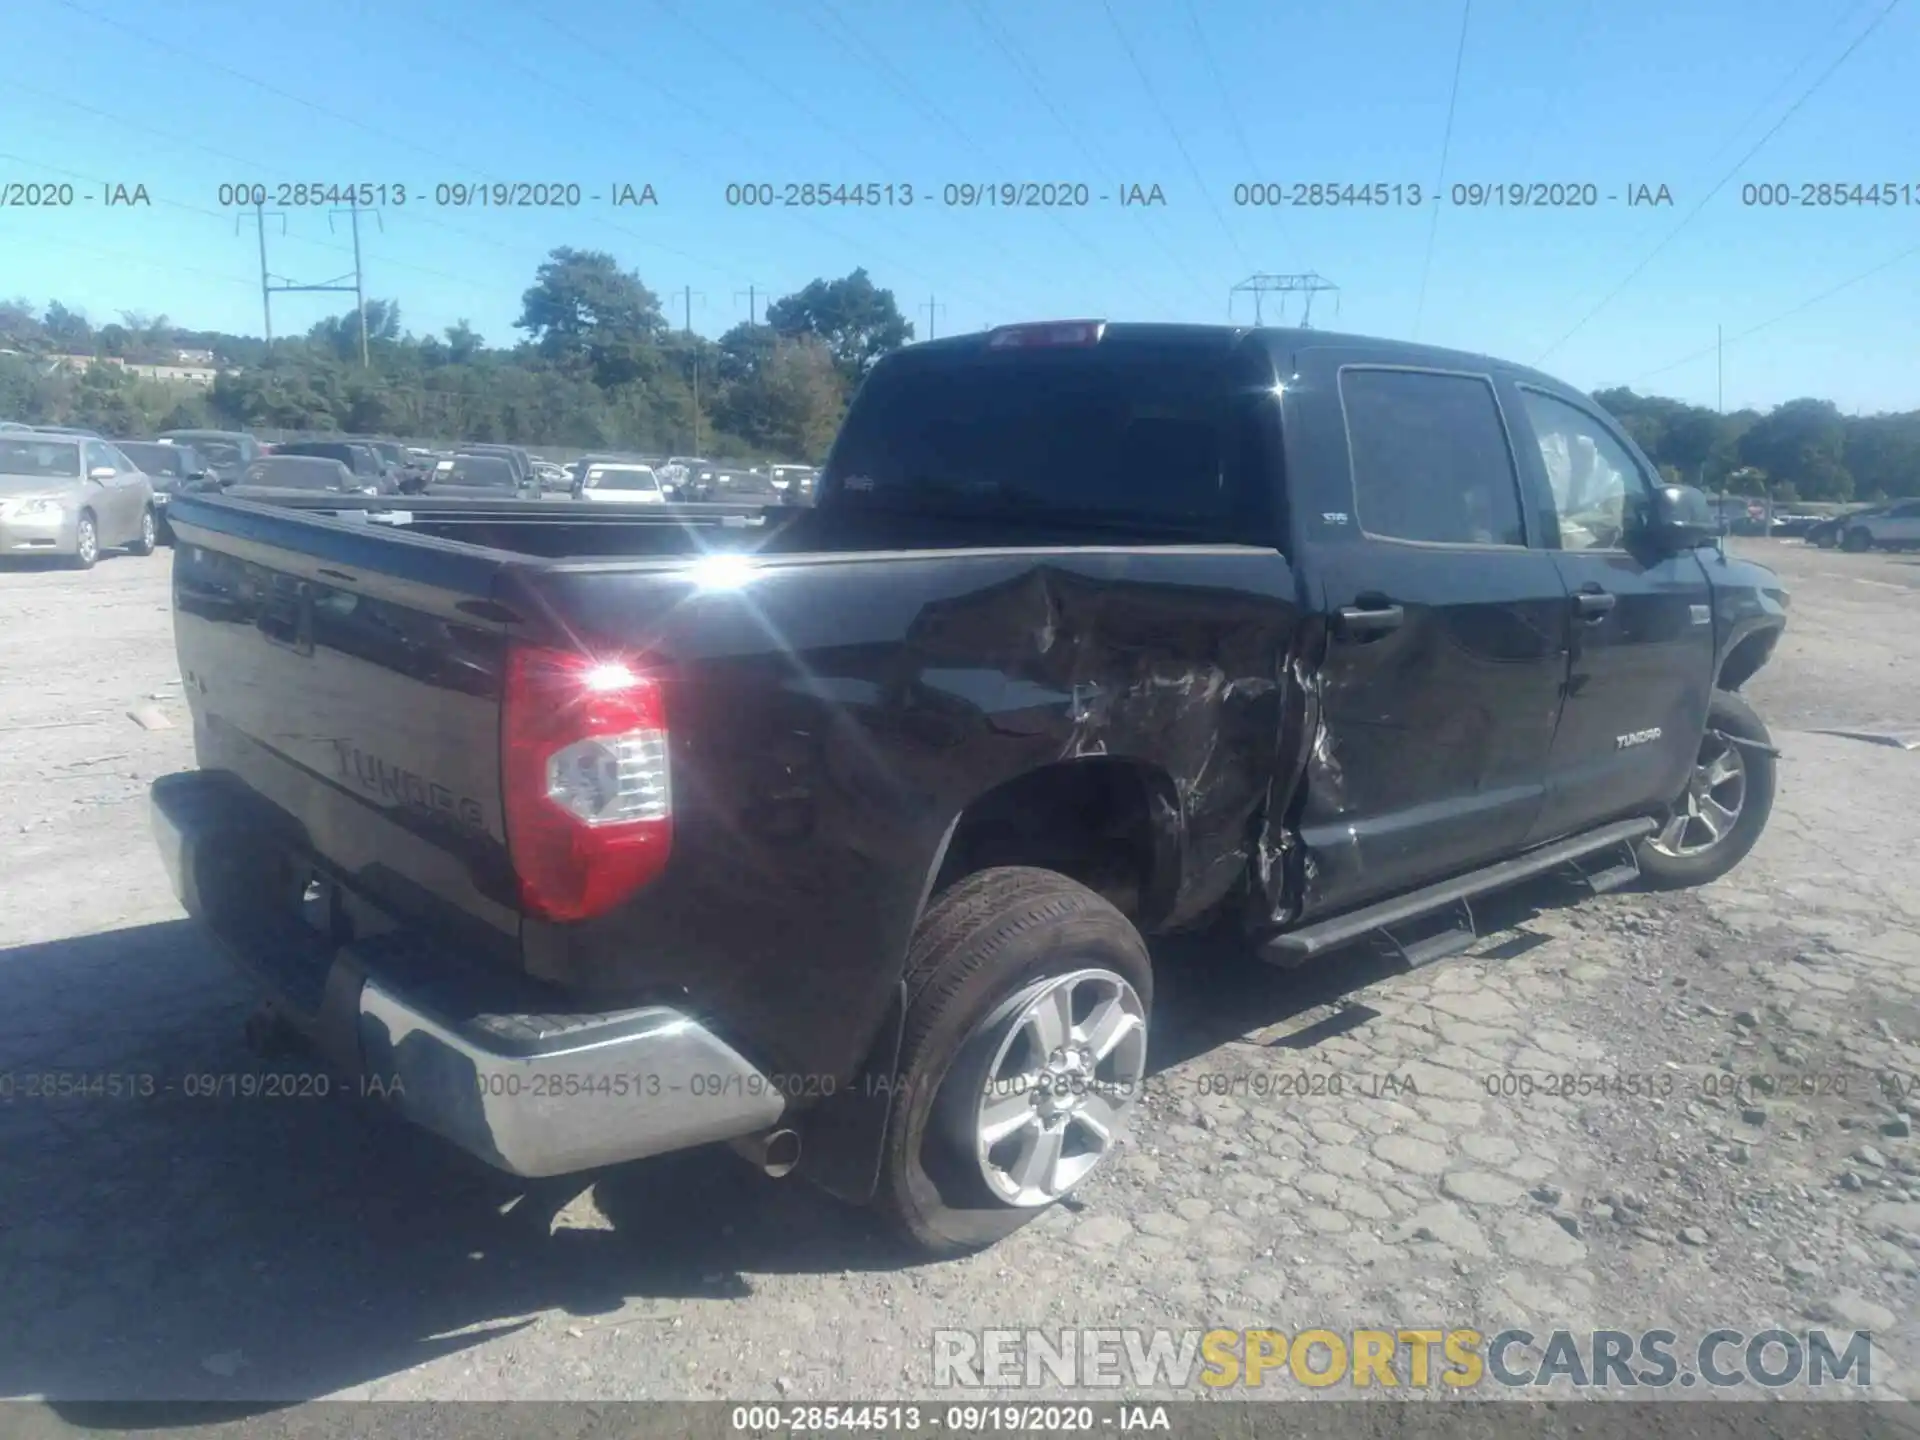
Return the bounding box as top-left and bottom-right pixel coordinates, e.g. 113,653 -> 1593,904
1636,690 -> 1776,889
1842,527 -> 1874,552
126,506 -> 157,556
870,867 -> 1153,1258
69,512 -> 98,570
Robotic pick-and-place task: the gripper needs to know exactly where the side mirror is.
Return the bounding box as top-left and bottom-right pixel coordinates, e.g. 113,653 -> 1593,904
88,466 -> 116,482
1639,484 -> 1720,553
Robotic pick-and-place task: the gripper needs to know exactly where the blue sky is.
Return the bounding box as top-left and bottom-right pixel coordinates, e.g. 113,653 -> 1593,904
3,0 -> 1915,412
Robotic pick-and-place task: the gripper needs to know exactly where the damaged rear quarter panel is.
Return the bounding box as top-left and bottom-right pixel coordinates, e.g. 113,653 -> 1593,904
521,544 -> 1304,1085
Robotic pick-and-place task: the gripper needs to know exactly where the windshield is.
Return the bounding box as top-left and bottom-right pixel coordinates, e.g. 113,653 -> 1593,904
824,349 -> 1227,522
370,443 -> 405,465
118,444 -> 184,475
0,438 -> 83,479
245,459 -> 345,490
448,457 -> 516,486
177,439 -> 244,468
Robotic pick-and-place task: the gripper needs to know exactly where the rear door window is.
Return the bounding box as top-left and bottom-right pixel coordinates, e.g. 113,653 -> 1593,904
1339,368 -> 1527,547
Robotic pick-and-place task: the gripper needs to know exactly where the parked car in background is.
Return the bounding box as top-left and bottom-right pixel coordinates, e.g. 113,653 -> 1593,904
426,453 -> 538,497
23,424 -> 104,438
117,440 -> 214,543
1805,507 -> 1880,549
764,464 -> 818,502
271,440 -> 399,493
533,462 -> 571,492
456,444 -> 534,486
0,433 -> 157,568
157,430 -> 264,486
681,465 -> 781,503
574,463 -> 666,503
1835,498 -> 1920,551
231,456 -> 371,496
1767,511 -> 1824,539
349,438 -> 424,492
657,455 -> 711,489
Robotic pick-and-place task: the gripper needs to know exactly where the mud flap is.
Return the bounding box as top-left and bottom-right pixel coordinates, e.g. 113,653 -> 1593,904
791,979 -> 908,1205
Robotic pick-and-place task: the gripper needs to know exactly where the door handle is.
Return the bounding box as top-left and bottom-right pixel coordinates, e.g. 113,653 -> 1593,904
1573,588 -> 1616,622
1333,603 -> 1406,639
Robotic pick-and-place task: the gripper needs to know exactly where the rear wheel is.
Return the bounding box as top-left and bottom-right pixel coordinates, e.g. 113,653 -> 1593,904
871,867 -> 1152,1258
69,511 -> 98,570
1636,690 -> 1775,888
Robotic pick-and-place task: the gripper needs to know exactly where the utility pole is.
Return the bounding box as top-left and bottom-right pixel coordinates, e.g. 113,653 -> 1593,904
1229,272 -> 1340,328
678,287 -> 705,455
735,285 -> 761,326
921,294 -> 945,339
348,200 -> 369,367
252,200 -> 275,348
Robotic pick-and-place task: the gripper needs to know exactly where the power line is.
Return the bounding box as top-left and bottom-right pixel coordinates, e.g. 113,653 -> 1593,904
1180,0 -> 1289,265
805,0 -> 1116,274
1411,0 -> 1474,341
956,0 -> 1215,307
921,295 -> 947,339
1633,239 -> 1920,385
1532,0 -> 1905,364
49,0 -> 753,291
501,0 -> 1018,324
1512,0 -> 1593,182
1098,0 -> 1252,271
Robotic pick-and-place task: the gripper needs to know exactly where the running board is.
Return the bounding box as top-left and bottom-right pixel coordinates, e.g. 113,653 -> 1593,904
1259,816 -> 1657,966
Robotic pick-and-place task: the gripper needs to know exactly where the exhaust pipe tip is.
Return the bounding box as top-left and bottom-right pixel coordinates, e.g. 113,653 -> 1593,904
731,1127 -> 802,1179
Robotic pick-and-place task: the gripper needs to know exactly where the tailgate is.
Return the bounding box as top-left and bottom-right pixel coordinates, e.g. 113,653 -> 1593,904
166,494 -> 520,960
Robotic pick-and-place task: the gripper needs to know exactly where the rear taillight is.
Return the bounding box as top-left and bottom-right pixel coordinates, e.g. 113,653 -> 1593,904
501,645 -> 672,922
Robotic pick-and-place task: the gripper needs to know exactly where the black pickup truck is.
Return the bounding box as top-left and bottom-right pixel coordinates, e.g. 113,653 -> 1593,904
150,321 -> 1788,1255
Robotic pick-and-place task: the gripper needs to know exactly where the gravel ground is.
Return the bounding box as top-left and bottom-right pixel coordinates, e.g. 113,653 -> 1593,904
0,537 -> 1916,1407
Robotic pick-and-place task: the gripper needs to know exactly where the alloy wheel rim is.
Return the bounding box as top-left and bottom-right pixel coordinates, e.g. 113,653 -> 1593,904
142,512 -> 155,547
77,520 -> 96,564
1648,734 -> 1747,858
967,968 -> 1147,1207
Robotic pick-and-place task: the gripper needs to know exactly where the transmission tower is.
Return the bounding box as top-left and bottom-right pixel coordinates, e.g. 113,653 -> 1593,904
243,199 -> 382,364
1229,272 -> 1340,328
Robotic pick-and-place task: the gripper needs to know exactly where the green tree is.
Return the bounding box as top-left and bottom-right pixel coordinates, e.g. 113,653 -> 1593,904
1737,398 -> 1852,501
43,301 -> 93,353
516,248 -> 668,388
765,268 -> 912,382
712,337 -> 848,458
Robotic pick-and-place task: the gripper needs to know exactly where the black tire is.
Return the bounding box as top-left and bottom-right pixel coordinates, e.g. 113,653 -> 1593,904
1842,527 -> 1873,552
126,506 -> 158,556
1635,690 -> 1775,889
870,866 -> 1153,1258
69,511 -> 98,570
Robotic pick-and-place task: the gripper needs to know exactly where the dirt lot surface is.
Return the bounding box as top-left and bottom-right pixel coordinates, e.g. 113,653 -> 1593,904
0,537 -> 1916,1408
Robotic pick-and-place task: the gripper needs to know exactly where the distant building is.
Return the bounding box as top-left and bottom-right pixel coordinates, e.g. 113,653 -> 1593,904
174,348 -> 215,365
50,352 -> 217,385
127,363 -> 218,385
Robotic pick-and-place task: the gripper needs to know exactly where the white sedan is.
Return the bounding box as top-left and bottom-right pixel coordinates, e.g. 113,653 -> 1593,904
576,463 -> 667,503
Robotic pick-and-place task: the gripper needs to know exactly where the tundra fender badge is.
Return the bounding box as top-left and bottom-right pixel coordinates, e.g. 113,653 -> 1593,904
1616,727 -> 1663,750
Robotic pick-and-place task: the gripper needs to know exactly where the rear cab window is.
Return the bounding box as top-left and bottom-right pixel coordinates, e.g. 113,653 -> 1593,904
821,329 -> 1279,544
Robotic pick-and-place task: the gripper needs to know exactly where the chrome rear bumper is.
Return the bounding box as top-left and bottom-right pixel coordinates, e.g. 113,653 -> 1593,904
150,770 -> 785,1177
